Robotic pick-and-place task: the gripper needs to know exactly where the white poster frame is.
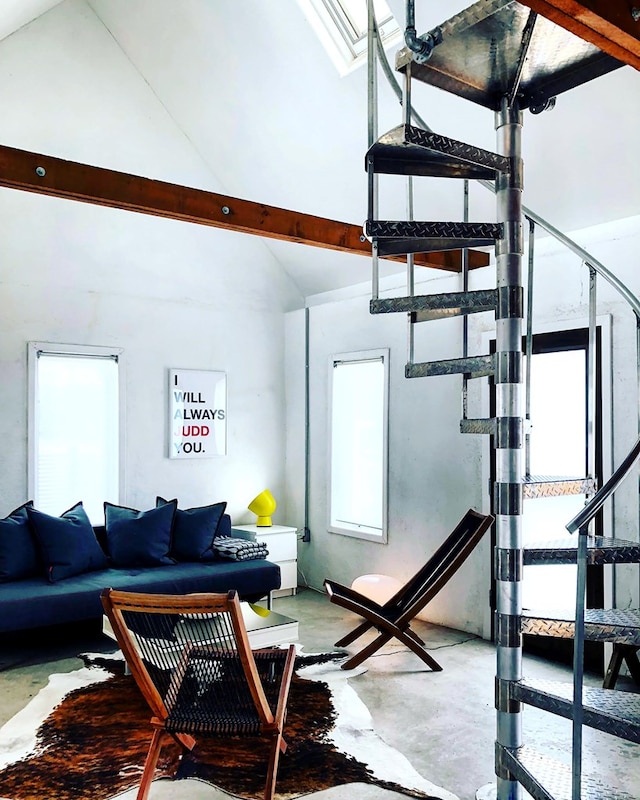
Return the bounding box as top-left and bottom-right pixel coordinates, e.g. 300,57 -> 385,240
169,369 -> 227,458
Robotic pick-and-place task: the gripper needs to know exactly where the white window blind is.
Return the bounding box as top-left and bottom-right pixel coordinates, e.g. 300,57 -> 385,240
29,344 -> 121,523
329,349 -> 388,541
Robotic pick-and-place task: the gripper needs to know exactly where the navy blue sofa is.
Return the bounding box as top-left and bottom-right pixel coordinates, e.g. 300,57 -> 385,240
0,514 -> 281,634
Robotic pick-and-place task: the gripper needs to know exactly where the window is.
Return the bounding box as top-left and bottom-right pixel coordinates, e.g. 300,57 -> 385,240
329,349 -> 388,541
28,343 -> 123,523
297,0 -> 401,75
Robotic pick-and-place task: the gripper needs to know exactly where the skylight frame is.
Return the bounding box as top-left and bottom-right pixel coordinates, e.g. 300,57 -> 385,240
298,0 -> 402,76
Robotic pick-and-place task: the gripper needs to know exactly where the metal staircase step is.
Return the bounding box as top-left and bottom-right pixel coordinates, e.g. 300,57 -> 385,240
513,678 -> 640,744
366,123 -> 510,180
522,608 -> 640,646
365,220 -> 502,256
524,537 -> 640,566
370,289 -> 497,320
460,418 -> 496,435
394,0 -> 623,113
406,354 -> 494,379
523,475 -> 597,499
498,743 -> 636,800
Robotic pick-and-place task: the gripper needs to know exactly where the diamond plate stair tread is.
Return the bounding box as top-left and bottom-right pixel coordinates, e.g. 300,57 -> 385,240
523,475 -> 597,499
366,219 -> 503,241
370,289 -> 497,319
406,355 -> 494,379
367,124 -> 510,179
522,608 -> 640,645
499,744 -> 636,800
524,537 -> 640,565
514,678 -> 640,743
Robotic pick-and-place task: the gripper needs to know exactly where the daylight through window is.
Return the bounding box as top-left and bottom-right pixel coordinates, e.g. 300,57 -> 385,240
29,344 -> 122,523
329,349 -> 388,541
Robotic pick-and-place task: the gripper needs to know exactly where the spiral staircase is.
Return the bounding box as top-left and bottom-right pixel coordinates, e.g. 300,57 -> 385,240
364,2 -> 640,799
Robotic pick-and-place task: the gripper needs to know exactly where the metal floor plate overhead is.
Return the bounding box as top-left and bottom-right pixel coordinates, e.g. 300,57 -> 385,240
395,0 -> 623,111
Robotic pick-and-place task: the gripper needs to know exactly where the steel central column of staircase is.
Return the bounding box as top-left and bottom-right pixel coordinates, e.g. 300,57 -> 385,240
493,98 -> 525,800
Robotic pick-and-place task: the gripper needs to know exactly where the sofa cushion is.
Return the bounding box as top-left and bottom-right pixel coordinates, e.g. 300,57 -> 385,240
104,501 -> 176,567
0,501 -> 39,582
26,502 -> 108,583
0,559 -> 282,633
156,496 -> 227,562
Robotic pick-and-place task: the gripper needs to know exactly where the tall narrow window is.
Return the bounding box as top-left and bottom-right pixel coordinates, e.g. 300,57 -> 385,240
329,349 -> 388,542
29,343 -> 122,523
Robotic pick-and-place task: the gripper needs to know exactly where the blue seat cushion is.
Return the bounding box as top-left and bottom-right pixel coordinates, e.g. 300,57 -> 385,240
0,560 -> 282,633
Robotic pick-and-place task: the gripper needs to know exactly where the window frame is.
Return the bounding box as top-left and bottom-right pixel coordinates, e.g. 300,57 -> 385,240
327,347 -> 389,543
296,0 -> 401,75
27,342 -> 125,521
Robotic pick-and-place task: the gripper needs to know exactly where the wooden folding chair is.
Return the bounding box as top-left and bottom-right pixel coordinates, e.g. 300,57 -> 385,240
101,588 -> 296,800
324,508 -> 494,670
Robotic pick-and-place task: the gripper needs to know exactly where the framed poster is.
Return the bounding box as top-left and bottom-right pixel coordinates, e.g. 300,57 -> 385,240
169,369 -> 227,458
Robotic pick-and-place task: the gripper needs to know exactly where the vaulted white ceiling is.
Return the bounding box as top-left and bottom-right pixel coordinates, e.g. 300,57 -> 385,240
0,0 -> 638,297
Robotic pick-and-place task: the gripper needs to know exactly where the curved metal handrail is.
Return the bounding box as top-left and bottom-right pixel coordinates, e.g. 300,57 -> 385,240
567,434 -> 640,533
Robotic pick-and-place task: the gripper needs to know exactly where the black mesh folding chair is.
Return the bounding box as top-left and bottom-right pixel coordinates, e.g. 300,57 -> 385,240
324,508 -> 494,670
101,588 -> 296,800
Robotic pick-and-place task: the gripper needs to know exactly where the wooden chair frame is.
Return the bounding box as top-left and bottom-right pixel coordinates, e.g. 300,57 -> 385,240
324,508 -> 494,670
101,588 -> 296,800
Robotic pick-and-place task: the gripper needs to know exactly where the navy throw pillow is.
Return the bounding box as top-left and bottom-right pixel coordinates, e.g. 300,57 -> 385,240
104,501 -> 176,567
26,502 -> 108,583
0,501 -> 39,582
156,496 -> 227,562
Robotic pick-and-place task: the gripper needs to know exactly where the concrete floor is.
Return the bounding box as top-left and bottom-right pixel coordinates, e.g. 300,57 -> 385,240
1,588 -> 639,800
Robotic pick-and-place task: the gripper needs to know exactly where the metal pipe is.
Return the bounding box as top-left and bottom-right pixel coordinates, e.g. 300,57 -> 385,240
303,306 -> 311,542
587,266 -> 597,487
407,171 -> 415,364
404,0 -> 442,64
367,0 -> 379,300
462,179 -> 470,419
571,528 -> 588,800
525,219 -> 535,478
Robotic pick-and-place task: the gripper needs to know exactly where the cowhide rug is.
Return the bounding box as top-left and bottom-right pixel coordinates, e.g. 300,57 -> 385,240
0,651 -> 458,800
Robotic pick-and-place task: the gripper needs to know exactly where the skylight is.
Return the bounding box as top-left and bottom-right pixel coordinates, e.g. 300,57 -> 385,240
297,0 -> 402,75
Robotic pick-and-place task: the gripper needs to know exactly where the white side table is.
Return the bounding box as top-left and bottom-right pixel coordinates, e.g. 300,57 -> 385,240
232,524 -> 298,597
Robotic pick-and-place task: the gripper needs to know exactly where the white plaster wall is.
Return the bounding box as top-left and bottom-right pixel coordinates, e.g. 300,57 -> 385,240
0,1 -> 301,523
287,216 -> 640,635
286,274 -> 491,636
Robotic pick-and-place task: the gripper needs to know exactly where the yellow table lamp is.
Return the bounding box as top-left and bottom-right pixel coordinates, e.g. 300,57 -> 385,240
248,489 -> 276,527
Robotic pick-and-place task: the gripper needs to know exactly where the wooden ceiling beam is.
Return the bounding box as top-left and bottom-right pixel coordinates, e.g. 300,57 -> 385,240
518,0 -> 640,70
0,144 -> 489,272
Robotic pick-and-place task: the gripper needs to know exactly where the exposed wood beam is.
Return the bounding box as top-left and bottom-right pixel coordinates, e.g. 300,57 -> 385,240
0,144 -> 489,272
518,0 -> 640,70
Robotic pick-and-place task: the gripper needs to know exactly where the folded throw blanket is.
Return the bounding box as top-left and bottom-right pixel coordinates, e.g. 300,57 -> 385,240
214,536 -> 269,562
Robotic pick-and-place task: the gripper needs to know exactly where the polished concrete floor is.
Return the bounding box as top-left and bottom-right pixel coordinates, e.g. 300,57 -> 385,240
1,588 -> 639,800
